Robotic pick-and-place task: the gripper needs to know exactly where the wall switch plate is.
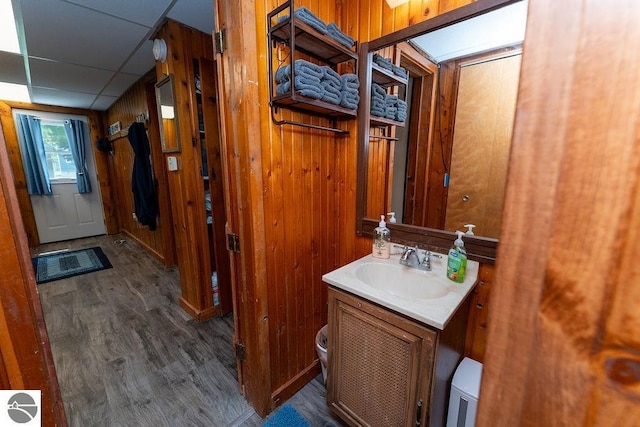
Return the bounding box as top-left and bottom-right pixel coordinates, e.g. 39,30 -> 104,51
167,156 -> 178,171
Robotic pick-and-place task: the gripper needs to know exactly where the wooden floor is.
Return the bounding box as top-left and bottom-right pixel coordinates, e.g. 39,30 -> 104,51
36,234 -> 342,427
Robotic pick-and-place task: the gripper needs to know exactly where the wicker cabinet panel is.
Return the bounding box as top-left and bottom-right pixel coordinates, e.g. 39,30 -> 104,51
327,288 -> 437,427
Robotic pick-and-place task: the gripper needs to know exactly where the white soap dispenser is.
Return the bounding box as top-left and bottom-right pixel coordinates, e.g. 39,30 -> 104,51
387,212 -> 397,224
372,215 -> 390,259
464,224 -> 475,236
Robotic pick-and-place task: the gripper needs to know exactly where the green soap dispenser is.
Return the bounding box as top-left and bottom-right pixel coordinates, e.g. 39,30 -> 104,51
447,231 -> 467,283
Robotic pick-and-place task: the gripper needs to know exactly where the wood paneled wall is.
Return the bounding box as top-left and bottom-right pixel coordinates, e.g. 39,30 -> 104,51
105,72 -> 176,266
0,121 -> 65,426
217,0 -> 474,416
479,0 -> 640,423
154,20 -> 226,321
0,101 -> 116,247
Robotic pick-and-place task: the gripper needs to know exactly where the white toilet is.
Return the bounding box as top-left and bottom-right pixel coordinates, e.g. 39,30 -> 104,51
446,357 -> 483,427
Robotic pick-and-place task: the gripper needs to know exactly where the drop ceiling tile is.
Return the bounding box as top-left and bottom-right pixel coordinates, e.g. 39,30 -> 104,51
29,58 -> 113,94
20,0 -> 151,71
91,95 -> 119,111
121,41 -> 156,76
64,0 -> 173,27
31,87 -> 98,109
167,0 -> 215,34
0,52 -> 27,84
102,72 -> 142,97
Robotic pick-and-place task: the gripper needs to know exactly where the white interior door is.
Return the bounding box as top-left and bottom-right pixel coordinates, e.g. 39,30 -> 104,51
17,110 -> 106,244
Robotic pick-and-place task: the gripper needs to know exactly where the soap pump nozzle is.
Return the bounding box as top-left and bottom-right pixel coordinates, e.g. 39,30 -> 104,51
378,215 -> 386,228
387,212 -> 396,224
454,231 -> 465,248
464,224 -> 475,236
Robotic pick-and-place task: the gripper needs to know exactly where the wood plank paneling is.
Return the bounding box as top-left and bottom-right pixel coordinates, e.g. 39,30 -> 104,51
479,0 -> 640,424
0,120 -> 66,425
105,73 -> 176,266
218,0 -> 475,416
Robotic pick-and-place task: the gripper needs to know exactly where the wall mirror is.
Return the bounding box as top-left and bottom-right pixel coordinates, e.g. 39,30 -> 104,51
356,0 -> 527,263
155,74 -> 181,153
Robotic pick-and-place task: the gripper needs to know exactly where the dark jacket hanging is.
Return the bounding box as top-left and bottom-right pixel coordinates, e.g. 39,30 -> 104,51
128,122 -> 158,231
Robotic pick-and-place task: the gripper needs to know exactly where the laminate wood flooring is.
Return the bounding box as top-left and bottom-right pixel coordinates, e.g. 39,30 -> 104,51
36,235 -> 342,427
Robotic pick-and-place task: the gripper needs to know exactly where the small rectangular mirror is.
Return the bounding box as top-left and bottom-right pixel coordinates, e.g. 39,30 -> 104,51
155,74 -> 181,153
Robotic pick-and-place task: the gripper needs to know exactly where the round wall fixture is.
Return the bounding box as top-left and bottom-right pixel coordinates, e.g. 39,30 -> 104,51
152,38 -> 167,63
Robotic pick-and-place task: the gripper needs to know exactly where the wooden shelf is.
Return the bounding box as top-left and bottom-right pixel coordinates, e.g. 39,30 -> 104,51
271,18 -> 357,65
371,62 -> 408,87
370,115 -> 405,127
272,93 -> 357,118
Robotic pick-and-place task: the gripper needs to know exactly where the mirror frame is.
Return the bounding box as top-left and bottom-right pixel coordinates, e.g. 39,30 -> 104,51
155,74 -> 181,153
356,0 -> 522,264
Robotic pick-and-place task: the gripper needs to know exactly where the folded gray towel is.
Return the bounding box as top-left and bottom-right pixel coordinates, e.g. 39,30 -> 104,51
275,59 -> 324,83
341,73 -> 360,91
340,91 -> 359,110
321,66 -> 342,88
321,81 -> 341,105
386,106 -> 397,120
277,7 -> 328,34
371,106 -> 386,117
372,83 -> 387,100
373,54 -> 393,71
327,22 -> 355,48
276,75 -> 324,100
385,94 -> 398,107
391,64 -> 408,79
397,99 -> 407,112
397,111 -> 407,122
371,97 -> 386,113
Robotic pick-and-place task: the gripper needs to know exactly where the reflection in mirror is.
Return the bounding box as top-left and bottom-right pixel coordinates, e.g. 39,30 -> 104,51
361,0 -> 527,241
156,74 -> 181,153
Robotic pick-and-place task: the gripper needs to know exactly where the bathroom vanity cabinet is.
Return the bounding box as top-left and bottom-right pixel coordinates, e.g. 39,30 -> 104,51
327,287 -> 469,427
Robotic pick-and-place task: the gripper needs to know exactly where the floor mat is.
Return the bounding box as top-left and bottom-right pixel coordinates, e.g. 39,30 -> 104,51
262,404 -> 310,427
32,246 -> 112,284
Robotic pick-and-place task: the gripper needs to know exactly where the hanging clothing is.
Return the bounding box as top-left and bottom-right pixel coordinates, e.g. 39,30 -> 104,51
128,122 -> 158,231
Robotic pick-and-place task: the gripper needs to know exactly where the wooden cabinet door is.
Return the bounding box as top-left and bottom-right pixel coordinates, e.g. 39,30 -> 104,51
327,288 -> 437,426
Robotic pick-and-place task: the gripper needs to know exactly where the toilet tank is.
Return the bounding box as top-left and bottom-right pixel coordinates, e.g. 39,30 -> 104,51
446,357 -> 483,427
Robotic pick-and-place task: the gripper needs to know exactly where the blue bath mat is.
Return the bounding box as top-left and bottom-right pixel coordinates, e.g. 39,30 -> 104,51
262,404 -> 310,427
32,246 -> 112,284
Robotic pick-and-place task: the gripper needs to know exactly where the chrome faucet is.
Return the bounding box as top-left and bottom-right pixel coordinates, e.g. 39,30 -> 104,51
399,246 -> 442,271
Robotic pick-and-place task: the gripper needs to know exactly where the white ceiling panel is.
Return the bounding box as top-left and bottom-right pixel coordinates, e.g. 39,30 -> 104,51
21,0 -> 151,71
0,52 -> 27,85
167,0 -> 215,34
29,58 -> 113,93
64,0 -> 174,28
91,95 -> 119,111
102,72 -> 143,97
121,41 -> 156,76
31,87 -> 98,109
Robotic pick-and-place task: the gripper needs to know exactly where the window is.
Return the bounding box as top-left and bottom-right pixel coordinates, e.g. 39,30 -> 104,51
41,120 -> 77,180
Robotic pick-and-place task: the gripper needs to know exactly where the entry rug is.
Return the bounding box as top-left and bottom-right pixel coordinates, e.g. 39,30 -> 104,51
32,246 -> 112,284
262,404 -> 310,427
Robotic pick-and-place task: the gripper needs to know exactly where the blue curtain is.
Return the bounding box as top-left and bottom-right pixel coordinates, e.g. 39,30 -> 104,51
64,119 -> 91,193
15,114 -> 52,195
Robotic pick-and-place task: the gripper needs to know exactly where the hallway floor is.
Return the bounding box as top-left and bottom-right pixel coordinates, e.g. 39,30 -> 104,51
36,234 -> 341,427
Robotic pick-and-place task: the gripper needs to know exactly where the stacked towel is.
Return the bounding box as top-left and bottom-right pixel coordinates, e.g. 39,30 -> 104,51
391,64 -> 408,79
327,22 -> 355,49
277,7 -> 328,34
275,59 -> 325,100
340,74 -> 360,110
373,54 -> 393,71
320,66 -> 342,105
370,83 -> 386,117
385,94 -> 398,120
396,99 -> 408,122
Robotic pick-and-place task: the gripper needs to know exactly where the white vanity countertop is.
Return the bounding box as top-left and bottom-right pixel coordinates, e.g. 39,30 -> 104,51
322,253 -> 479,330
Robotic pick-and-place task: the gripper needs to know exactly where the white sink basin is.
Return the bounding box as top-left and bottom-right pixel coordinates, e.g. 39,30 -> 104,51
322,253 -> 479,329
355,262 -> 450,300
